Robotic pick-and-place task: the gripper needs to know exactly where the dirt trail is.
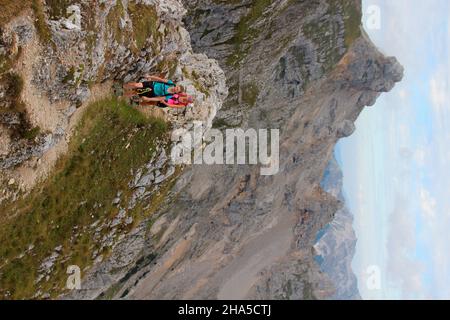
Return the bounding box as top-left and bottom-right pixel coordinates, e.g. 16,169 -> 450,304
19,33 -> 68,132
15,80 -> 114,190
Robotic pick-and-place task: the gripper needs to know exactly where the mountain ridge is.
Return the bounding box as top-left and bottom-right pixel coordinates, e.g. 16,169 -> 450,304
315,153 -> 361,300
0,0 -> 403,299
76,1 -> 402,299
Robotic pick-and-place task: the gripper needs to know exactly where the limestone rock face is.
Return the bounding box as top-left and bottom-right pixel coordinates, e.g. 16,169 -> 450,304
345,37 -> 404,92
337,120 -> 356,138
65,0 -> 402,300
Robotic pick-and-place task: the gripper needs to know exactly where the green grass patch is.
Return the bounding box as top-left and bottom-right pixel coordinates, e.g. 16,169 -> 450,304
156,57 -> 178,79
128,2 -> 160,51
62,66 -> 76,84
212,118 -> 230,129
302,0 -> 362,73
106,0 -> 125,44
182,67 -> 210,98
62,64 -> 84,86
4,72 -> 24,100
341,0 -> 362,48
0,72 -> 26,114
0,72 -> 42,139
22,126 -> 41,140
0,54 -> 14,75
44,0 -> 72,20
225,0 -> 272,67
31,0 -> 53,44
0,97 -> 170,299
82,3 -> 98,61
241,83 -> 260,107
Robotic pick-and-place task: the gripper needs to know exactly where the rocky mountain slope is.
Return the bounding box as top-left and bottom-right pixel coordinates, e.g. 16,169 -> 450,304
0,0 -> 402,299
314,155 -> 361,300
0,0 -> 226,299
67,0 -> 401,300
0,0 -> 226,189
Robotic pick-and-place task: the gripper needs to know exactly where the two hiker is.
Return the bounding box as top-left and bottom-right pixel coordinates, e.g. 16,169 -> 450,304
123,74 -> 193,109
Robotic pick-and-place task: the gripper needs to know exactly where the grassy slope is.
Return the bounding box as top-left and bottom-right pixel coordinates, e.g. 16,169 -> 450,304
0,98 -> 170,299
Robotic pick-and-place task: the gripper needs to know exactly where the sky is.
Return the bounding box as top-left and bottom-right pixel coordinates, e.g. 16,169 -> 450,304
337,0 -> 450,299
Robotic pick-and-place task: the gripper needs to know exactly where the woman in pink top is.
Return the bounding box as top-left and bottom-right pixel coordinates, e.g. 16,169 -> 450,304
140,93 -> 194,109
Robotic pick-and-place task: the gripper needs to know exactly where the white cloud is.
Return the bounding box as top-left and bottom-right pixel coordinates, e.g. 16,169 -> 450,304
397,124 -> 410,143
399,147 -> 413,159
386,195 -> 426,298
346,0 -> 450,299
419,188 -> 437,220
398,88 -> 408,101
429,68 -> 449,115
414,147 -> 426,166
448,16 -> 450,37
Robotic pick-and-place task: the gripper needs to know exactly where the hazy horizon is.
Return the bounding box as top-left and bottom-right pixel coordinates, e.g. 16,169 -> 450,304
339,0 -> 450,299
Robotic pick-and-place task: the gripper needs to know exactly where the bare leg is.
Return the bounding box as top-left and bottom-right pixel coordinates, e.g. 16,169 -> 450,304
123,82 -> 143,90
140,101 -> 157,107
